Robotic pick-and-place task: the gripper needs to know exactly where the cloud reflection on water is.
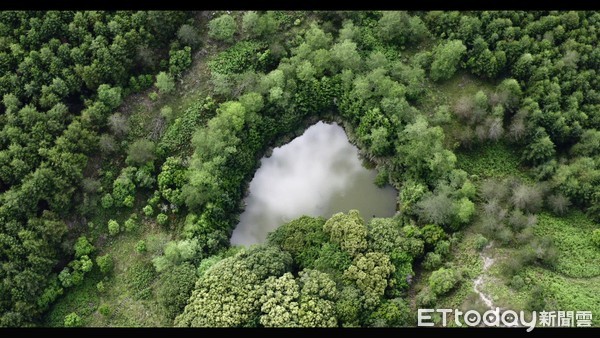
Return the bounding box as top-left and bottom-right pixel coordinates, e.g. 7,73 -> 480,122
230,121 -> 397,246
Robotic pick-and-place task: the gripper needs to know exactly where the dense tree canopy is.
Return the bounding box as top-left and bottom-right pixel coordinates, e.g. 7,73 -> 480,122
2,10 -> 600,328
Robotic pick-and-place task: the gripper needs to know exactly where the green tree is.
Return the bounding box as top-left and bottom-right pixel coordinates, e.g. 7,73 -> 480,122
107,219 -> 120,236
430,40 -> 467,81
395,116 -> 456,184
208,14 -> 237,42
368,298 -> 412,327
175,246 -> 292,327
377,11 -> 428,46
177,24 -> 201,47
124,214 -> 138,232
330,40 -> 361,72
259,272 -> 301,327
169,46 -> 192,76
267,216 -> 327,269
343,252 -> 395,310
454,197 -> 475,225
323,210 -> 368,257
524,134 -> 556,165
73,236 -> 94,258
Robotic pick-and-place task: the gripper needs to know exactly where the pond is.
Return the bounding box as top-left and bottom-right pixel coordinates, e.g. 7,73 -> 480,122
230,121 -> 398,246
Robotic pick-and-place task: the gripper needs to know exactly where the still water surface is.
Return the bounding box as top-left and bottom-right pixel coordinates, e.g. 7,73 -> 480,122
230,121 -> 397,246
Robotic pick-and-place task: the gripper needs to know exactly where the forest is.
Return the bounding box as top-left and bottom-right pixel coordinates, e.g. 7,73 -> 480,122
0,10 -> 599,328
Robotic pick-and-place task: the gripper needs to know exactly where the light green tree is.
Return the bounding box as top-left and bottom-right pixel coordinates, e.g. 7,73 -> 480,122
343,252 -> 395,310
323,210 -> 368,257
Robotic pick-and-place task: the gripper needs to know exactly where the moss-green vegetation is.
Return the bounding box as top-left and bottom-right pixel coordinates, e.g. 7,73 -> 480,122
457,142 -> 527,180
534,212 -> 600,278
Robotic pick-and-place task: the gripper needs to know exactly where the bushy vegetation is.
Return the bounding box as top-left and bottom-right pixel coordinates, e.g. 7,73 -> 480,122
3,10 -> 600,328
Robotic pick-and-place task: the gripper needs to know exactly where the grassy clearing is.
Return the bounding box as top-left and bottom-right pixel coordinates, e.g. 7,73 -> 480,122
432,209 -> 600,325
522,267 -> 600,322
456,141 -> 529,181
419,71 -> 496,114
534,212 -> 600,278
44,224 -> 173,327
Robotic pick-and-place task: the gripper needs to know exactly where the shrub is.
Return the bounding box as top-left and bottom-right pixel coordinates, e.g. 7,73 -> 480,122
156,263 -> 197,319
143,204 -> 154,217
124,214 -> 138,232
107,219 -> 120,236
160,105 -> 174,122
509,275 -> 525,291
593,229 -> 600,249
126,262 -> 157,301
101,193 -> 114,209
155,71 -> 175,94
135,240 -> 147,253
74,236 -> 94,258
123,195 -> 135,208
64,312 -> 82,327
423,252 -> 442,270
429,267 -> 459,296
473,234 -> 488,251
241,11 -> 259,37
526,286 -> 547,311
547,194 -> 571,215
98,303 -> 112,317
96,254 -> 114,274
96,281 -> 105,293
416,288 -> 437,307
127,139 -> 156,165
511,183 -> 544,213
157,213 -> 169,226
